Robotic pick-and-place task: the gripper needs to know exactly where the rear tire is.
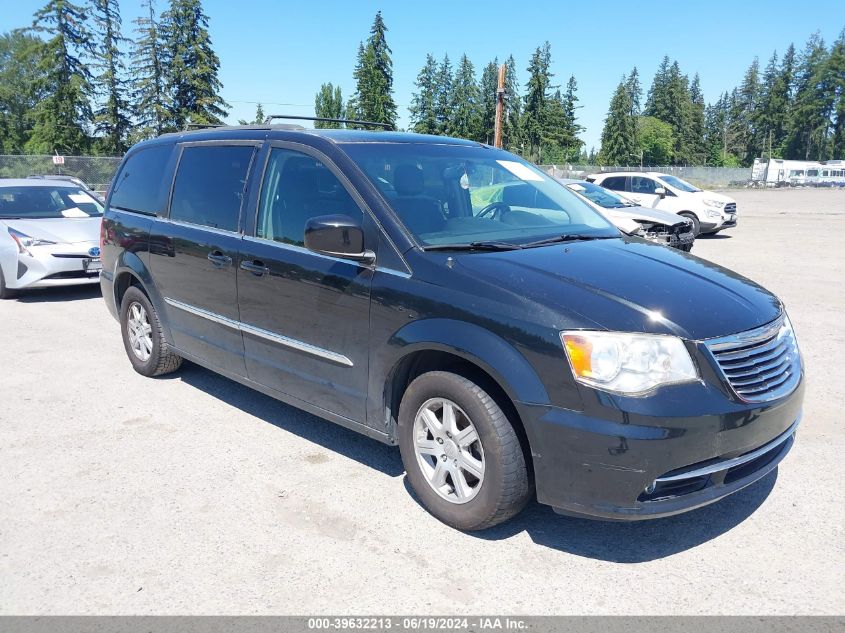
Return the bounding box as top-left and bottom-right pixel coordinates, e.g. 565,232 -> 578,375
679,212 -> 700,236
120,286 -> 182,377
0,265 -> 17,299
398,371 -> 532,531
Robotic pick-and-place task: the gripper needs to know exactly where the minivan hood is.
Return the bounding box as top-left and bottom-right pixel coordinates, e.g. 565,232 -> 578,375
1,217 -> 101,245
453,238 -> 781,340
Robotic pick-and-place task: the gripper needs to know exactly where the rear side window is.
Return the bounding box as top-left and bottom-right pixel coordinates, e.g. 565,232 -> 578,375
630,176 -> 657,194
169,145 -> 255,232
109,144 -> 173,214
601,176 -> 627,191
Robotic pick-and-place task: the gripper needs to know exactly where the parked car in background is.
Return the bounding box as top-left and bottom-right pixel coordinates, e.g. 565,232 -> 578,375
100,122 -> 802,531
26,174 -> 106,203
587,171 -> 737,236
559,179 -> 695,251
0,179 -> 104,299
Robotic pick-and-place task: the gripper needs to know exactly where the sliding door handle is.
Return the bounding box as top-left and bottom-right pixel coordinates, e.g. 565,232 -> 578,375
240,260 -> 270,276
207,251 -> 232,267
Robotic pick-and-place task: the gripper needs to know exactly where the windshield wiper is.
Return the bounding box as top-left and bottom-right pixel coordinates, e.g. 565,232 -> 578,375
521,234 -> 617,248
423,240 -> 523,252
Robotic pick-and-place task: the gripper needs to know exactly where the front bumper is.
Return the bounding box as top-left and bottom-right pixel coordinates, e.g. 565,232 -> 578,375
518,377 -> 803,520
6,242 -> 101,289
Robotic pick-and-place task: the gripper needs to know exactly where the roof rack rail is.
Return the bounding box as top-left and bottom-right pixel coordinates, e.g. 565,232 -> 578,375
183,122 -> 226,131
263,114 -> 393,131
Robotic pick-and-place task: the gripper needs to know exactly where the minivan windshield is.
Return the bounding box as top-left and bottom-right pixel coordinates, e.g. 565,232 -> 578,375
658,175 -> 701,193
341,143 -> 618,247
0,186 -> 104,219
565,181 -> 634,209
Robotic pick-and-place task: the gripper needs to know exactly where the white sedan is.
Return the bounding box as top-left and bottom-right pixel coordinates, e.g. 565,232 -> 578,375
0,178 -> 104,299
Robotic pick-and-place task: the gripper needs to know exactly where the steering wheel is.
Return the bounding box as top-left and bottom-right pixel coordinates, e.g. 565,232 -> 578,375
476,201 -> 511,220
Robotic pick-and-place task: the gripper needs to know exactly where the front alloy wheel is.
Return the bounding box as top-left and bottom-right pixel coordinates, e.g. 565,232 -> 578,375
413,398 -> 485,504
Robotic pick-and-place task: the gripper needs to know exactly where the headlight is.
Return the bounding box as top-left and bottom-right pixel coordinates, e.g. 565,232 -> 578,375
8,228 -> 56,255
705,208 -> 722,218
703,199 -> 725,208
561,331 -> 698,395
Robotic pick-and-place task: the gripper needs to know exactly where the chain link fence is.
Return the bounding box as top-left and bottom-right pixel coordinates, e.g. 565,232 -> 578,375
0,155 -> 123,194
539,164 -> 753,188
0,154 -> 756,194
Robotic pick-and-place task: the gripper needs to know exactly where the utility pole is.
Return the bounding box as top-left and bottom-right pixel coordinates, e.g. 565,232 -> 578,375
493,64 -> 506,148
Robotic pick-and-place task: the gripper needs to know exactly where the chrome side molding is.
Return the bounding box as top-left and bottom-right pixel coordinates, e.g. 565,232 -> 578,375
164,297 -> 354,367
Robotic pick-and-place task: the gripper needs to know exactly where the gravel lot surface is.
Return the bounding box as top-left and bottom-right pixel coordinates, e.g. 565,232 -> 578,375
1,189 -> 842,615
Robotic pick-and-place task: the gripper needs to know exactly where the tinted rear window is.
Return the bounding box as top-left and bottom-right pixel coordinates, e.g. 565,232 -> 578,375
601,176 -> 627,191
169,145 -> 255,232
109,144 -> 173,214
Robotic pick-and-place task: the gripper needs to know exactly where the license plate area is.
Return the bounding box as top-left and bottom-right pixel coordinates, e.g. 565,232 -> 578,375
83,258 -> 102,272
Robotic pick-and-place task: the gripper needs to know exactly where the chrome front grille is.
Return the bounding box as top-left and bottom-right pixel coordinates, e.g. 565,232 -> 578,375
724,202 -> 737,214
704,315 -> 801,402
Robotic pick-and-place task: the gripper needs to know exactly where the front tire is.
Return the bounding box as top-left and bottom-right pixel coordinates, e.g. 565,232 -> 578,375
120,286 -> 182,377
398,371 -> 531,530
679,212 -> 700,236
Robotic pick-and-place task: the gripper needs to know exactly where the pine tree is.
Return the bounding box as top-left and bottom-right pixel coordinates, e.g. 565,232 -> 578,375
409,54 -> 439,135
830,29 -> 845,159
449,54 -> 481,141
785,33 -> 831,160
349,11 -> 397,128
754,51 -> 788,158
645,58 -> 694,163
556,76 -> 584,160
160,0 -> 229,129
92,0 -> 131,154
775,43 -> 797,155
688,74 -> 706,164
254,102 -> 265,124
625,67 -> 642,117
314,83 -> 344,128
0,32 -> 45,153
434,53 -> 453,135
26,0 -> 95,154
502,55 -> 521,152
644,56 -> 672,120
523,42 -> 553,163
478,59 -> 498,144
130,0 -> 167,140
730,57 -> 761,163
599,76 -> 636,165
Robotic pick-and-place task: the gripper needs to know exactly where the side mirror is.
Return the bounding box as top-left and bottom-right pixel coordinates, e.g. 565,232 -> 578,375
654,187 -> 667,198
304,215 -> 375,265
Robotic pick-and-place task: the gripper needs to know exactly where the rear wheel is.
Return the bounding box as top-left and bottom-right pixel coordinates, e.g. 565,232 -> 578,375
398,371 -> 531,531
120,286 -> 182,377
679,212 -> 700,236
0,265 -> 17,299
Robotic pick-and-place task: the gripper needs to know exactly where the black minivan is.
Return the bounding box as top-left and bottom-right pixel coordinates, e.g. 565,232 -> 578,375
100,121 -> 803,530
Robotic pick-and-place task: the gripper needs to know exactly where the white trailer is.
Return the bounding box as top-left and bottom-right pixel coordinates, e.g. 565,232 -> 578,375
751,158 -> 845,186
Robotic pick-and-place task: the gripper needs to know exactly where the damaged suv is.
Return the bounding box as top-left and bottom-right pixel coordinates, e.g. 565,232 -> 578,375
100,121 -> 803,530
560,179 -> 695,251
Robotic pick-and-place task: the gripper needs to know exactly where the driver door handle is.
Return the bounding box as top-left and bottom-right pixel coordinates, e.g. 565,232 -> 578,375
240,259 -> 270,276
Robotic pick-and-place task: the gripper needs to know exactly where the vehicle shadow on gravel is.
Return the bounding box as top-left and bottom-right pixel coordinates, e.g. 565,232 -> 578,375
473,469 -> 777,562
698,233 -> 733,240
14,285 -> 102,303
177,362 -> 405,477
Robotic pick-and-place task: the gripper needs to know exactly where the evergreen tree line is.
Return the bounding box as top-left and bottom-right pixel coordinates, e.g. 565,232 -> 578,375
599,28 -> 845,167
314,14 -> 585,163
0,0 -> 229,156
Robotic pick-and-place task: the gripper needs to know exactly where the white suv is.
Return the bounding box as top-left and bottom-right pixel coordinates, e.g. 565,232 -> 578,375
587,171 -> 737,235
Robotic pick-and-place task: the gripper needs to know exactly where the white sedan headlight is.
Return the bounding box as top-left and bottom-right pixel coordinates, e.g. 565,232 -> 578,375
561,331 -> 698,395
8,228 -> 56,255
703,199 -> 725,208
